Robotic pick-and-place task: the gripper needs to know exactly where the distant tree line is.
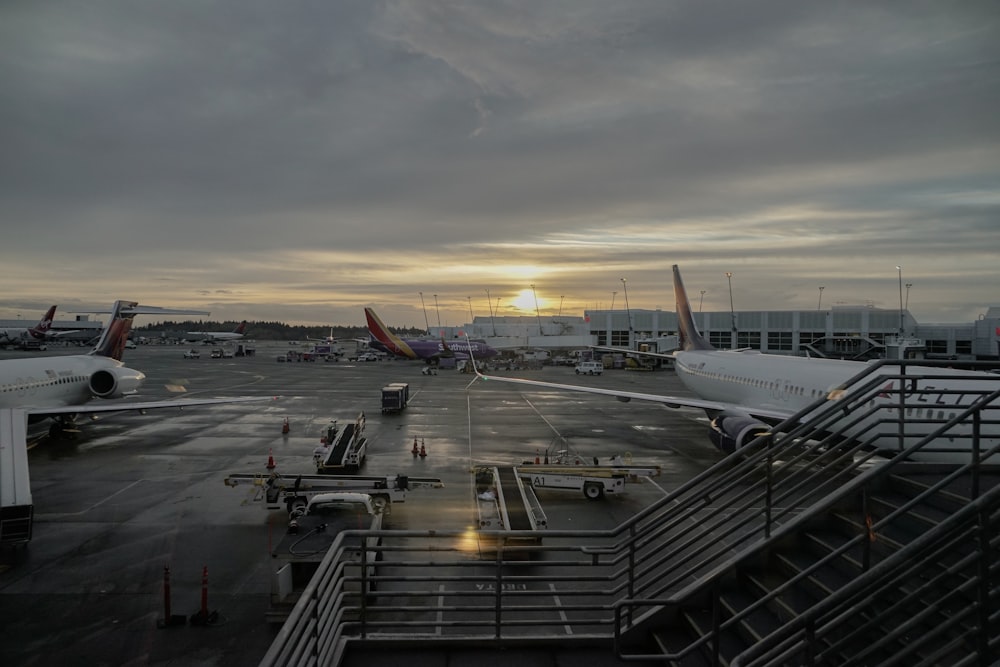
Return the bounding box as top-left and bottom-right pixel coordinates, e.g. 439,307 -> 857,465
132,320 -> 427,341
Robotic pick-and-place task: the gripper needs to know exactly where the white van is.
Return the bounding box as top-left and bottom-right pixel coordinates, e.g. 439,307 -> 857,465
574,361 -> 604,375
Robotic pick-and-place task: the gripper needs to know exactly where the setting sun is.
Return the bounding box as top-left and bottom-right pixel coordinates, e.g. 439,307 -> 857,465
510,288 -> 544,313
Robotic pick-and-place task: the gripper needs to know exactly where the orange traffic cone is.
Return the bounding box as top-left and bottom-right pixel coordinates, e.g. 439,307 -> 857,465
419,444 -> 427,458
266,449 -> 276,470
535,449 -> 540,465
281,418 -> 289,434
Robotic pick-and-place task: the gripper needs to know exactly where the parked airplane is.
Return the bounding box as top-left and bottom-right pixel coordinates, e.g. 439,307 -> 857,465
0,302 -> 274,436
187,320 -> 247,342
364,307 -> 499,363
0,306 -> 79,347
307,328 -> 339,343
475,265 -> 999,463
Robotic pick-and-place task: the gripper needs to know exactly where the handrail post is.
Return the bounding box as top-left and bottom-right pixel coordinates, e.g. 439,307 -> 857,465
976,506 -> 990,662
765,434 -> 773,539
495,541 -> 504,640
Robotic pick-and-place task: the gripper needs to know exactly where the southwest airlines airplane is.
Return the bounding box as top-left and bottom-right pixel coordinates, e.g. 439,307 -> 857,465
0,301 -> 274,436
365,307 -> 499,363
476,265 -> 999,463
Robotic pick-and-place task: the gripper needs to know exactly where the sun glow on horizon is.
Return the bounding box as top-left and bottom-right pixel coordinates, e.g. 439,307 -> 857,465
510,288 -> 545,313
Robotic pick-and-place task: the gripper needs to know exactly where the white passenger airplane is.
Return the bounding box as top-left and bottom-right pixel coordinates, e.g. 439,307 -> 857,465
186,320 -> 247,342
476,265 -> 999,463
0,301 -> 274,436
0,306 -> 78,346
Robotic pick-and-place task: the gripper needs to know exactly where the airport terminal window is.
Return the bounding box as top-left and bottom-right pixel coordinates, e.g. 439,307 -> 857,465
738,332 -> 760,349
610,330 -> 630,347
956,340 -> 972,355
709,331 -> 730,347
926,340 -> 948,354
593,330 -> 607,346
768,331 -> 793,351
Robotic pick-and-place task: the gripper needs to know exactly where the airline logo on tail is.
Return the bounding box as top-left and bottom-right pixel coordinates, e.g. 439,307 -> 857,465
90,300 -> 138,361
365,308 -> 418,358
27,305 -> 58,340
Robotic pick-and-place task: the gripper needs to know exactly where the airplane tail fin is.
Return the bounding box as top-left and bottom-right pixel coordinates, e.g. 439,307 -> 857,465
364,307 -> 417,359
234,321 -> 247,335
27,305 -> 58,339
89,301 -> 138,361
673,265 -> 714,351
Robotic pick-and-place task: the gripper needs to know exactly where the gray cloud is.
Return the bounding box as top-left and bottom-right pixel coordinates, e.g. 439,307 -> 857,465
1,0 -> 997,326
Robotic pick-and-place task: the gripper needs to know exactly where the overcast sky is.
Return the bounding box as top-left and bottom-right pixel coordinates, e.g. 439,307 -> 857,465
2,1 -> 997,329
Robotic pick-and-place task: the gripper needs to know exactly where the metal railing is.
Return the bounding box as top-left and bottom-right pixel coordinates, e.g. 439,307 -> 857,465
261,360 -> 1000,666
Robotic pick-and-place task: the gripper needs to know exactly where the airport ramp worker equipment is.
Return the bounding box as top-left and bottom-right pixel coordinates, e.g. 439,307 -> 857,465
224,471 -> 444,512
515,463 -> 661,500
0,409 -> 33,545
268,492 -> 384,622
380,382 -> 409,413
314,413 -> 368,473
475,466 -> 547,551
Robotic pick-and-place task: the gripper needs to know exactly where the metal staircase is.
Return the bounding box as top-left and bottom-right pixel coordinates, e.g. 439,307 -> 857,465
261,360 -> 999,667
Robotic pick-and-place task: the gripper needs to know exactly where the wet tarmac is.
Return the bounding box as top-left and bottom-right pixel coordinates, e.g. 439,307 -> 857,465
0,344 -> 722,666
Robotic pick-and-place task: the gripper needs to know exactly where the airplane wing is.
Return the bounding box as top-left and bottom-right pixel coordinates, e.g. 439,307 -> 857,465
474,372 -> 792,421
44,329 -> 81,338
591,345 -> 678,360
24,395 -> 279,417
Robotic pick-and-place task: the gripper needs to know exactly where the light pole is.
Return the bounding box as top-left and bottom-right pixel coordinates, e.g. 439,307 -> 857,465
620,278 -> 634,347
895,266 -> 904,336
725,272 -> 736,349
530,284 -> 543,336
817,286 -> 825,310
610,291 -> 617,311
905,283 -> 912,309
419,292 -> 430,334
467,296 -> 474,323
433,294 -> 441,331
699,290 -> 706,313
558,295 -> 564,317
485,289 -> 497,336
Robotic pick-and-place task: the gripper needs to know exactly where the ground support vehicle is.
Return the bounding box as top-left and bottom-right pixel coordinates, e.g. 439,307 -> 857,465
268,492 -> 384,622
223,471 -> 443,513
574,361 -> 604,375
313,413 -> 368,473
0,409 -> 33,546
380,383 -> 409,414
474,466 -> 547,552
515,463 -> 661,500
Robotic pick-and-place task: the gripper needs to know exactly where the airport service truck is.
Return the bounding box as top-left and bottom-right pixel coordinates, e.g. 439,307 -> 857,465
268,492 -> 384,622
0,409 -> 33,546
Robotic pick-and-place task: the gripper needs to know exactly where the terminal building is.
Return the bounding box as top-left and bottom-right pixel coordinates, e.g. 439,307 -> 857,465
441,304 -> 1000,361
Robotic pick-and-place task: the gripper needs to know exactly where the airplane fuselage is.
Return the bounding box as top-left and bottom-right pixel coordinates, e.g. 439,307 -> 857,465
674,349 -> 1000,460
0,355 -> 145,412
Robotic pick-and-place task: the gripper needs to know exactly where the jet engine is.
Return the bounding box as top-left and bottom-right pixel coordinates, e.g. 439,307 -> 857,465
89,366 -> 145,399
708,411 -> 771,454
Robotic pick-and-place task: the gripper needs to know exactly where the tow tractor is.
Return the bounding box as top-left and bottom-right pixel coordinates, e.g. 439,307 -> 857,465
268,492 -> 384,622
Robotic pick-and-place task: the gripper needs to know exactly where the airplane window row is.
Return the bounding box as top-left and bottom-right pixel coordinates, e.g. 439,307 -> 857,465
681,364 -> 825,399
2,376 -> 85,392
